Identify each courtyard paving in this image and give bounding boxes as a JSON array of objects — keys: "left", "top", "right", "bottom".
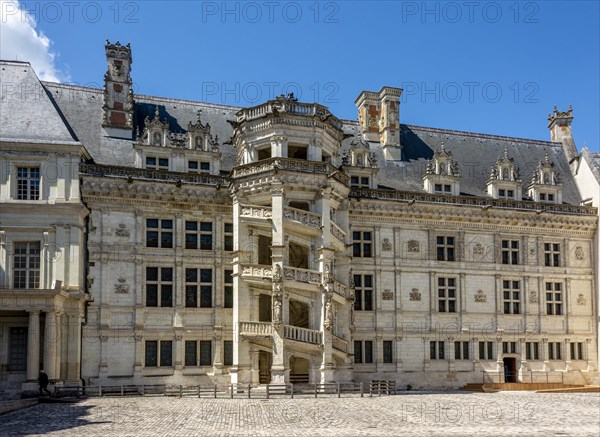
[{"left": 0, "top": 391, "right": 598, "bottom": 436}]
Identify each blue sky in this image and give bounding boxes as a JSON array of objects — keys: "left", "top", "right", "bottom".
[{"left": 2, "top": 1, "right": 599, "bottom": 151}]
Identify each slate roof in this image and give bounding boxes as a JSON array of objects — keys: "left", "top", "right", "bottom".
[
  {"left": 0, "top": 61, "right": 79, "bottom": 145},
  {"left": 37, "top": 77, "right": 582, "bottom": 205},
  {"left": 581, "top": 147, "right": 600, "bottom": 185}
]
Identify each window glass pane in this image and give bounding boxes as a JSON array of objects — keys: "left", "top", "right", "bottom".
[
  {"left": 200, "top": 341, "right": 212, "bottom": 366},
  {"left": 185, "top": 341, "right": 197, "bottom": 366},
  {"left": 145, "top": 341, "right": 157, "bottom": 367},
  {"left": 160, "top": 341, "right": 172, "bottom": 366}
]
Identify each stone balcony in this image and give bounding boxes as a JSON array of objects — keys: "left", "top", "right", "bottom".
[
  {"left": 332, "top": 335, "right": 349, "bottom": 354},
  {"left": 239, "top": 322, "right": 323, "bottom": 347}
]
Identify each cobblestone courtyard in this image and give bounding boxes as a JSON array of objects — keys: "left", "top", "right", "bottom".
[{"left": 1, "top": 391, "right": 599, "bottom": 436}]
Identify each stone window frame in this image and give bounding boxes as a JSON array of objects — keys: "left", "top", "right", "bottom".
[
  {"left": 187, "top": 160, "right": 210, "bottom": 173},
  {"left": 145, "top": 155, "right": 169, "bottom": 171},
  {"left": 434, "top": 183, "right": 452, "bottom": 194},
  {"left": 223, "top": 222, "right": 234, "bottom": 251},
  {"left": 184, "top": 220, "right": 213, "bottom": 250},
  {"left": 525, "top": 342, "right": 540, "bottom": 360},
  {"left": 350, "top": 175, "right": 370, "bottom": 188},
  {"left": 498, "top": 188, "right": 515, "bottom": 199},
  {"left": 354, "top": 340, "right": 374, "bottom": 364},
  {"left": 478, "top": 341, "right": 494, "bottom": 360},
  {"left": 570, "top": 342, "right": 585, "bottom": 361},
  {"left": 146, "top": 218, "right": 174, "bottom": 249},
  {"left": 501, "top": 239, "right": 520, "bottom": 265},
  {"left": 436, "top": 235, "right": 456, "bottom": 262},
  {"left": 382, "top": 340, "right": 393, "bottom": 364},
  {"left": 352, "top": 229, "right": 373, "bottom": 258},
  {"left": 430, "top": 341, "right": 445, "bottom": 360},
  {"left": 545, "top": 281, "right": 563, "bottom": 315},
  {"left": 454, "top": 341, "right": 470, "bottom": 360},
  {"left": 502, "top": 279, "right": 521, "bottom": 314},
  {"left": 437, "top": 276, "right": 457, "bottom": 313},
  {"left": 223, "top": 340, "right": 233, "bottom": 366},
  {"left": 223, "top": 269, "right": 233, "bottom": 309},
  {"left": 145, "top": 266, "right": 174, "bottom": 307},
  {"left": 9, "top": 158, "right": 48, "bottom": 201},
  {"left": 145, "top": 340, "right": 173, "bottom": 367},
  {"left": 184, "top": 340, "right": 213, "bottom": 367},
  {"left": 12, "top": 241, "right": 41, "bottom": 289},
  {"left": 15, "top": 166, "right": 41, "bottom": 200},
  {"left": 502, "top": 341, "right": 518, "bottom": 354},
  {"left": 547, "top": 342, "right": 562, "bottom": 360},
  {"left": 185, "top": 267, "right": 213, "bottom": 308},
  {"left": 543, "top": 242, "right": 562, "bottom": 267}
]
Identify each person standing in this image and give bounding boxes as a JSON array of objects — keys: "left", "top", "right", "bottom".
[{"left": 38, "top": 370, "right": 51, "bottom": 397}]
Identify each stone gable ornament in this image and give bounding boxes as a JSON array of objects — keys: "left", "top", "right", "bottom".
[
  {"left": 382, "top": 238, "right": 392, "bottom": 251},
  {"left": 474, "top": 290, "right": 486, "bottom": 303},
  {"left": 409, "top": 289, "right": 421, "bottom": 301}
]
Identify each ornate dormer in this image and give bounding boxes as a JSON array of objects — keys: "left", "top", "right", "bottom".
[
  {"left": 548, "top": 105, "right": 577, "bottom": 163},
  {"left": 486, "top": 147, "right": 522, "bottom": 200},
  {"left": 134, "top": 106, "right": 221, "bottom": 175},
  {"left": 423, "top": 144, "right": 461, "bottom": 195},
  {"left": 188, "top": 110, "right": 218, "bottom": 151},
  {"left": 342, "top": 135, "right": 379, "bottom": 188},
  {"left": 102, "top": 40, "right": 134, "bottom": 138},
  {"left": 528, "top": 152, "right": 562, "bottom": 203}
]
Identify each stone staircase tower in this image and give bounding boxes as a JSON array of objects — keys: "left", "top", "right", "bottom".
[{"left": 229, "top": 95, "right": 353, "bottom": 385}]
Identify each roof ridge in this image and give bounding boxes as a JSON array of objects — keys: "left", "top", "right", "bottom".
[{"left": 0, "top": 60, "right": 32, "bottom": 66}]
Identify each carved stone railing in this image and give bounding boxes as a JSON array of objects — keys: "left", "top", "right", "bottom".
[
  {"left": 240, "top": 205, "right": 273, "bottom": 220},
  {"left": 240, "top": 264, "right": 273, "bottom": 281},
  {"left": 330, "top": 222, "right": 346, "bottom": 244},
  {"left": 80, "top": 163, "right": 226, "bottom": 186},
  {"left": 284, "top": 325, "right": 322, "bottom": 345},
  {"left": 237, "top": 100, "right": 344, "bottom": 131},
  {"left": 332, "top": 279, "right": 348, "bottom": 299},
  {"left": 232, "top": 158, "right": 349, "bottom": 186},
  {"left": 283, "top": 207, "right": 321, "bottom": 229},
  {"left": 283, "top": 266, "right": 321, "bottom": 285},
  {"left": 239, "top": 322, "right": 273, "bottom": 337},
  {"left": 349, "top": 188, "right": 598, "bottom": 216},
  {"left": 332, "top": 335, "right": 349, "bottom": 353}
]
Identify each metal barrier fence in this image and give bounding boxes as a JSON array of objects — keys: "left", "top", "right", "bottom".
[{"left": 53, "top": 381, "right": 396, "bottom": 399}]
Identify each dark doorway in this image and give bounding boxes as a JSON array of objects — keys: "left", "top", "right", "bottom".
[
  {"left": 259, "top": 351, "right": 272, "bottom": 384},
  {"left": 503, "top": 357, "right": 517, "bottom": 383}
]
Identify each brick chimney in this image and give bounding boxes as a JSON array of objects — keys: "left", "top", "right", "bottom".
[
  {"left": 548, "top": 105, "right": 577, "bottom": 163},
  {"left": 103, "top": 40, "right": 134, "bottom": 138}
]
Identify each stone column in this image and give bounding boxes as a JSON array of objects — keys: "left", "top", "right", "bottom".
[
  {"left": 26, "top": 311, "right": 40, "bottom": 381},
  {"left": 212, "top": 330, "right": 223, "bottom": 375},
  {"left": 55, "top": 312, "right": 63, "bottom": 381},
  {"left": 43, "top": 311, "right": 57, "bottom": 380},
  {"left": 564, "top": 338, "right": 572, "bottom": 371},
  {"left": 66, "top": 314, "right": 83, "bottom": 382}
]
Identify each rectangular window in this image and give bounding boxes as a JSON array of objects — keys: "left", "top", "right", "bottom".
[
  {"left": 16, "top": 167, "right": 40, "bottom": 200},
  {"left": 146, "top": 219, "right": 173, "bottom": 248},
  {"left": 353, "top": 274, "right": 373, "bottom": 311},
  {"left": 350, "top": 176, "right": 370, "bottom": 188},
  {"left": 200, "top": 340, "right": 212, "bottom": 366},
  {"left": 501, "top": 240, "right": 519, "bottom": 265},
  {"left": 185, "top": 221, "right": 213, "bottom": 250},
  {"left": 570, "top": 342, "right": 584, "bottom": 360},
  {"left": 188, "top": 161, "right": 199, "bottom": 172},
  {"left": 502, "top": 341, "right": 517, "bottom": 354},
  {"left": 13, "top": 242, "right": 41, "bottom": 289},
  {"left": 224, "top": 223, "right": 234, "bottom": 251},
  {"left": 383, "top": 340, "right": 393, "bottom": 363},
  {"left": 546, "top": 282, "right": 563, "bottom": 315},
  {"left": 352, "top": 231, "right": 372, "bottom": 258},
  {"left": 526, "top": 342, "right": 540, "bottom": 360},
  {"left": 454, "top": 341, "right": 469, "bottom": 360},
  {"left": 145, "top": 341, "right": 158, "bottom": 367},
  {"left": 8, "top": 327, "right": 27, "bottom": 371},
  {"left": 544, "top": 243, "right": 561, "bottom": 267},
  {"left": 185, "top": 341, "right": 197, "bottom": 366},
  {"left": 354, "top": 341, "right": 373, "bottom": 363},
  {"left": 430, "top": 341, "right": 445, "bottom": 360},
  {"left": 186, "top": 268, "right": 213, "bottom": 308},
  {"left": 224, "top": 341, "right": 233, "bottom": 366},
  {"left": 160, "top": 341, "right": 172, "bottom": 367},
  {"left": 436, "top": 236, "right": 455, "bottom": 261},
  {"left": 437, "top": 277, "right": 457, "bottom": 313},
  {"left": 146, "top": 156, "right": 168, "bottom": 170},
  {"left": 224, "top": 270, "right": 233, "bottom": 309},
  {"left": 479, "top": 342, "right": 494, "bottom": 360},
  {"left": 548, "top": 342, "right": 562, "bottom": 360},
  {"left": 503, "top": 280, "right": 521, "bottom": 314},
  {"left": 146, "top": 267, "right": 173, "bottom": 307}
]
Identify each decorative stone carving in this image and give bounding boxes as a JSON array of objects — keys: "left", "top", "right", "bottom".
[
  {"left": 382, "top": 289, "right": 394, "bottom": 300},
  {"left": 407, "top": 240, "right": 420, "bottom": 253},
  {"left": 409, "top": 288, "right": 421, "bottom": 301},
  {"left": 529, "top": 291, "right": 538, "bottom": 304},
  {"left": 115, "top": 224, "right": 130, "bottom": 237},
  {"left": 323, "top": 265, "right": 334, "bottom": 284},
  {"left": 382, "top": 238, "right": 392, "bottom": 251},
  {"left": 474, "top": 290, "right": 487, "bottom": 303},
  {"left": 575, "top": 246, "right": 584, "bottom": 261},
  {"left": 324, "top": 299, "right": 333, "bottom": 330},
  {"left": 114, "top": 278, "right": 129, "bottom": 294},
  {"left": 473, "top": 243, "right": 484, "bottom": 258},
  {"left": 577, "top": 294, "right": 587, "bottom": 305}
]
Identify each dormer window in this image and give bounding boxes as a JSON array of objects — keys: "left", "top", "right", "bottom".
[
  {"left": 351, "top": 176, "right": 370, "bottom": 188},
  {"left": 498, "top": 189, "right": 515, "bottom": 199},
  {"left": 146, "top": 156, "right": 169, "bottom": 171},
  {"left": 423, "top": 144, "right": 460, "bottom": 195},
  {"left": 188, "top": 161, "right": 210, "bottom": 173},
  {"left": 528, "top": 152, "right": 562, "bottom": 204},
  {"left": 487, "top": 147, "right": 522, "bottom": 200},
  {"left": 16, "top": 167, "right": 40, "bottom": 200},
  {"left": 434, "top": 184, "right": 452, "bottom": 194}
]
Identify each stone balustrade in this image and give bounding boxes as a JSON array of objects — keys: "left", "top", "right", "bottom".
[
  {"left": 239, "top": 322, "right": 273, "bottom": 337},
  {"left": 283, "top": 266, "right": 321, "bottom": 284},
  {"left": 332, "top": 335, "right": 349, "bottom": 353},
  {"left": 332, "top": 279, "right": 348, "bottom": 299},
  {"left": 284, "top": 325, "right": 323, "bottom": 345},
  {"left": 330, "top": 222, "right": 346, "bottom": 244},
  {"left": 283, "top": 207, "right": 321, "bottom": 229},
  {"left": 232, "top": 158, "right": 349, "bottom": 185},
  {"left": 240, "top": 205, "right": 273, "bottom": 219},
  {"left": 240, "top": 264, "right": 273, "bottom": 280}
]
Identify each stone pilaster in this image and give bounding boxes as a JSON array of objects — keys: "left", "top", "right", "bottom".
[{"left": 26, "top": 311, "right": 40, "bottom": 381}]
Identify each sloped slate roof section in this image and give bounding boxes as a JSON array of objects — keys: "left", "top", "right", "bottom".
[
  {"left": 41, "top": 81, "right": 580, "bottom": 205},
  {"left": 0, "top": 61, "right": 78, "bottom": 144}
]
